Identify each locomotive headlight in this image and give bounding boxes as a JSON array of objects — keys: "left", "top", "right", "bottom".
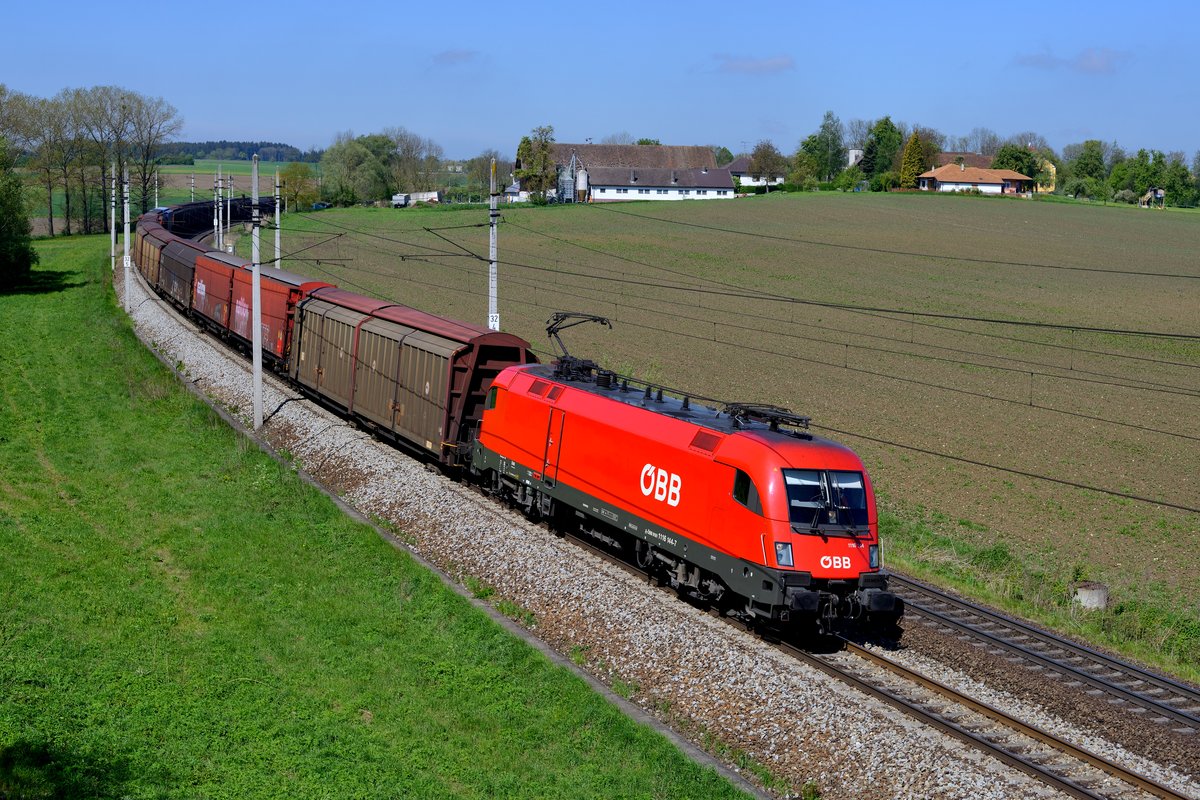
[
  {"left": 869, "top": 544, "right": 880, "bottom": 569},
  {"left": 774, "top": 542, "right": 794, "bottom": 567}
]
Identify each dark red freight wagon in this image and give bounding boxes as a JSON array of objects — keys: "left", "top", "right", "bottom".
[
  {"left": 289, "top": 287, "right": 536, "bottom": 464},
  {"left": 192, "top": 252, "right": 239, "bottom": 333},
  {"left": 228, "top": 265, "right": 329, "bottom": 368}
]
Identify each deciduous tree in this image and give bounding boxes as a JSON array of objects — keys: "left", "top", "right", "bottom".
[
  {"left": 0, "top": 137, "right": 38, "bottom": 290},
  {"left": 749, "top": 140, "right": 786, "bottom": 192},
  {"left": 799, "top": 110, "right": 846, "bottom": 182},
  {"left": 515, "top": 125, "right": 557, "bottom": 196},
  {"left": 990, "top": 143, "right": 1039, "bottom": 178},
  {"left": 1068, "top": 140, "right": 1106, "bottom": 182},
  {"left": 280, "top": 162, "right": 317, "bottom": 211}
]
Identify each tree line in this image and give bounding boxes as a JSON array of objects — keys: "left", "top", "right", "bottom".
[
  {"left": 0, "top": 84, "right": 183, "bottom": 236},
  {"left": 317, "top": 128, "right": 515, "bottom": 206},
  {"left": 158, "top": 140, "right": 323, "bottom": 164},
  {"left": 742, "top": 111, "right": 1200, "bottom": 206}
]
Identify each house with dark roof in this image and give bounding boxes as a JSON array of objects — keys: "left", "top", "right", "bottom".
[
  {"left": 918, "top": 163, "right": 1033, "bottom": 194},
  {"left": 588, "top": 167, "right": 735, "bottom": 202},
  {"left": 517, "top": 142, "right": 734, "bottom": 202},
  {"left": 725, "top": 156, "right": 785, "bottom": 188}
]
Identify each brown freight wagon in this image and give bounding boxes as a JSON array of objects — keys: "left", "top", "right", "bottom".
[
  {"left": 158, "top": 238, "right": 207, "bottom": 311},
  {"left": 289, "top": 287, "right": 537, "bottom": 465},
  {"left": 133, "top": 218, "right": 170, "bottom": 287}
]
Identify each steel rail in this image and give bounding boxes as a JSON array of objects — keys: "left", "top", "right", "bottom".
[
  {"left": 890, "top": 574, "right": 1200, "bottom": 732},
  {"left": 821, "top": 639, "right": 1188, "bottom": 800}
]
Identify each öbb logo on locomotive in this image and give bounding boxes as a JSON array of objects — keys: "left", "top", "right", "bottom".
[
  {"left": 640, "top": 464, "right": 682, "bottom": 507},
  {"left": 820, "top": 555, "right": 853, "bottom": 570}
]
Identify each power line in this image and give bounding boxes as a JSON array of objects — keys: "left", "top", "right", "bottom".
[{"left": 283, "top": 222, "right": 1198, "bottom": 511}]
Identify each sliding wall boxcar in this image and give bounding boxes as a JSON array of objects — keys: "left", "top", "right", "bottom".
[
  {"left": 192, "top": 252, "right": 238, "bottom": 331},
  {"left": 158, "top": 239, "right": 205, "bottom": 310}
]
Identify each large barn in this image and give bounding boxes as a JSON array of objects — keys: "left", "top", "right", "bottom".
[{"left": 517, "top": 142, "right": 733, "bottom": 202}]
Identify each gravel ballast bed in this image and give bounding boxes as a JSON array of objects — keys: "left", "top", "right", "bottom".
[{"left": 118, "top": 269, "right": 1192, "bottom": 799}]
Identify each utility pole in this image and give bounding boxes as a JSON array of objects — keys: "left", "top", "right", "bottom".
[
  {"left": 110, "top": 165, "right": 116, "bottom": 273},
  {"left": 213, "top": 173, "right": 219, "bottom": 244},
  {"left": 274, "top": 168, "right": 281, "bottom": 268},
  {"left": 251, "top": 155, "right": 263, "bottom": 430},
  {"left": 227, "top": 174, "right": 234, "bottom": 249},
  {"left": 122, "top": 168, "right": 130, "bottom": 313},
  {"left": 154, "top": 168, "right": 159, "bottom": 207},
  {"left": 487, "top": 158, "right": 499, "bottom": 331},
  {"left": 217, "top": 167, "right": 224, "bottom": 250},
  {"left": 190, "top": 172, "right": 195, "bottom": 202}
]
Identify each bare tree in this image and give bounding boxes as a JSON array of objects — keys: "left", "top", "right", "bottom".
[
  {"left": 384, "top": 126, "right": 443, "bottom": 192},
  {"left": 128, "top": 93, "right": 182, "bottom": 213},
  {"left": 76, "top": 86, "right": 136, "bottom": 233},
  {"left": 600, "top": 131, "right": 634, "bottom": 145},
  {"left": 845, "top": 118, "right": 872, "bottom": 150}
]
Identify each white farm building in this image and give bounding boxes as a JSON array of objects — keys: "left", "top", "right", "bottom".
[{"left": 588, "top": 167, "right": 735, "bottom": 201}]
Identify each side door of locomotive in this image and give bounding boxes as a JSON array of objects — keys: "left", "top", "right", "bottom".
[{"left": 542, "top": 407, "right": 565, "bottom": 487}]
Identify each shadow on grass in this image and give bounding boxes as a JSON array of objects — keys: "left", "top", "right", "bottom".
[
  {"left": 0, "top": 738, "right": 130, "bottom": 799},
  {"left": 0, "top": 271, "right": 86, "bottom": 297}
]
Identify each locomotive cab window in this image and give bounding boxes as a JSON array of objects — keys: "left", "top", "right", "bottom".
[
  {"left": 732, "top": 469, "right": 763, "bottom": 515},
  {"left": 784, "top": 469, "right": 868, "bottom": 532}
]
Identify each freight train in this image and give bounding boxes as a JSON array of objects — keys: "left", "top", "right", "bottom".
[{"left": 133, "top": 201, "right": 902, "bottom": 636}]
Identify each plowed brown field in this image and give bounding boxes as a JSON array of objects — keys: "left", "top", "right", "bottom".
[{"left": 258, "top": 191, "right": 1200, "bottom": 672}]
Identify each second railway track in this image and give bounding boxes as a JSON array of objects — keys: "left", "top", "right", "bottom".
[{"left": 889, "top": 574, "right": 1200, "bottom": 736}]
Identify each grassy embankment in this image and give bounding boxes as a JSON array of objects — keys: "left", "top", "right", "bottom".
[
  {"left": 0, "top": 236, "right": 753, "bottom": 799},
  {"left": 266, "top": 195, "right": 1200, "bottom": 682}
]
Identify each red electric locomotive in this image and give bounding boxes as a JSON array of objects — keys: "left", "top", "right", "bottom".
[{"left": 473, "top": 319, "right": 902, "bottom": 635}]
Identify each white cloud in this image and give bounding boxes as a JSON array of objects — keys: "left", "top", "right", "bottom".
[{"left": 1015, "top": 47, "right": 1131, "bottom": 75}]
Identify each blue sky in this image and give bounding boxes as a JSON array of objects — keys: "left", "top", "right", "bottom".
[{"left": 5, "top": 0, "right": 1197, "bottom": 160}]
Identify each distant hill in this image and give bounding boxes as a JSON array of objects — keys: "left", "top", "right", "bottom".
[{"left": 158, "top": 141, "right": 323, "bottom": 164}]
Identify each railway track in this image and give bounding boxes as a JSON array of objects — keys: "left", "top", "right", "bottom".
[
  {"left": 556, "top": 526, "right": 1192, "bottom": 799},
  {"left": 788, "top": 640, "right": 1188, "bottom": 800},
  {"left": 889, "top": 574, "right": 1200, "bottom": 737}
]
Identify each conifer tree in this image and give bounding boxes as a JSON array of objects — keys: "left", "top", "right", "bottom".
[{"left": 899, "top": 132, "right": 924, "bottom": 189}]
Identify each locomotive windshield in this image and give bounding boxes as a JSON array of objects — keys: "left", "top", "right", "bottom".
[{"left": 783, "top": 470, "right": 868, "bottom": 533}]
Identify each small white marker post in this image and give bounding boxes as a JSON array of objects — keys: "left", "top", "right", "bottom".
[
  {"left": 190, "top": 172, "right": 195, "bottom": 202},
  {"left": 251, "top": 155, "right": 263, "bottom": 430},
  {"left": 122, "top": 168, "right": 130, "bottom": 312},
  {"left": 487, "top": 158, "right": 500, "bottom": 331},
  {"left": 154, "top": 168, "right": 159, "bottom": 208}
]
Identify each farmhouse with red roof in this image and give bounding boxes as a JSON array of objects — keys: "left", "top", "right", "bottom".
[{"left": 918, "top": 163, "right": 1033, "bottom": 194}]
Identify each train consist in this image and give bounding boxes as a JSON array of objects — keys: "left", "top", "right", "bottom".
[{"left": 133, "top": 204, "right": 902, "bottom": 636}]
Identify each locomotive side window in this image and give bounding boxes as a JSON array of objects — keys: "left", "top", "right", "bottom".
[
  {"left": 485, "top": 386, "right": 498, "bottom": 410},
  {"left": 784, "top": 470, "right": 868, "bottom": 530},
  {"left": 732, "top": 469, "right": 763, "bottom": 515}
]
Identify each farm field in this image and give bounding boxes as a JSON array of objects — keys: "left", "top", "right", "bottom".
[
  {"left": 256, "top": 192, "right": 1200, "bottom": 678},
  {"left": 0, "top": 237, "right": 751, "bottom": 799}
]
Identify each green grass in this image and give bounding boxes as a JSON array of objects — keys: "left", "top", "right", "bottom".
[{"left": 0, "top": 236, "right": 750, "bottom": 800}]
